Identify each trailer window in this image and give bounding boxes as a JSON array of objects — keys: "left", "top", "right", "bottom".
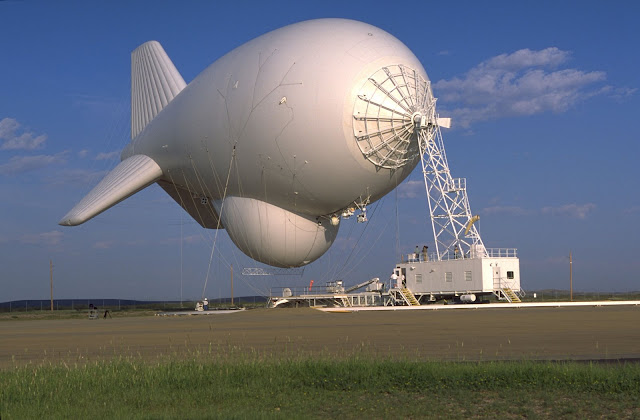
[
  {"left": 465, "top": 271, "right": 472, "bottom": 281},
  {"left": 415, "top": 273, "right": 422, "bottom": 284},
  {"left": 445, "top": 272, "right": 452, "bottom": 282},
  {"left": 507, "top": 271, "right": 514, "bottom": 279}
]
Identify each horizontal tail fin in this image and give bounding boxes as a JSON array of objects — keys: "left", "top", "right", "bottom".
[
  {"left": 58, "top": 155, "right": 162, "bottom": 226},
  {"left": 131, "top": 41, "right": 186, "bottom": 139}
]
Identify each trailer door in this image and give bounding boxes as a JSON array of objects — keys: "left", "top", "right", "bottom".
[{"left": 493, "top": 265, "right": 502, "bottom": 289}]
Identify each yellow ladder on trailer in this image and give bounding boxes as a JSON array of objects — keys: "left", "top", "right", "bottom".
[
  {"left": 400, "top": 288, "right": 420, "bottom": 306},
  {"left": 502, "top": 287, "right": 521, "bottom": 303}
]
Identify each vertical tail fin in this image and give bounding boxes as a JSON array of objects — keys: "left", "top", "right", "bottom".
[{"left": 131, "top": 41, "right": 186, "bottom": 139}]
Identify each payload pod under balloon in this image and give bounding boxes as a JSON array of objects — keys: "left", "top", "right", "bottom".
[{"left": 60, "top": 18, "right": 439, "bottom": 267}]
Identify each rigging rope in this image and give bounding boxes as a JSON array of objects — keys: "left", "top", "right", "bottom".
[
  {"left": 200, "top": 147, "right": 236, "bottom": 299},
  {"left": 337, "top": 199, "right": 393, "bottom": 281},
  {"left": 323, "top": 198, "right": 383, "bottom": 283}
]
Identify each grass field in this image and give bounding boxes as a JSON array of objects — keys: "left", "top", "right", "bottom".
[
  {"left": 1, "top": 357, "right": 639, "bottom": 419},
  {"left": 0, "top": 309, "right": 160, "bottom": 322},
  {"left": 1, "top": 306, "right": 639, "bottom": 418}
]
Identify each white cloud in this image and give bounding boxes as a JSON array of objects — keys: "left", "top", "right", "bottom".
[
  {"left": 0, "top": 152, "right": 67, "bottom": 175},
  {"left": 77, "top": 149, "right": 90, "bottom": 158},
  {"left": 541, "top": 203, "right": 595, "bottom": 219},
  {"left": 482, "top": 47, "right": 569, "bottom": 71},
  {"left": 433, "top": 48, "right": 609, "bottom": 127},
  {"left": 397, "top": 180, "right": 425, "bottom": 199},
  {"left": 480, "top": 203, "right": 595, "bottom": 219},
  {"left": 623, "top": 206, "right": 640, "bottom": 214},
  {"left": 95, "top": 151, "right": 119, "bottom": 160},
  {"left": 0, "top": 118, "right": 47, "bottom": 150},
  {"left": 93, "top": 241, "right": 115, "bottom": 249},
  {"left": 160, "top": 235, "right": 205, "bottom": 245},
  {"left": 183, "top": 234, "right": 204, "bottom": 244},
  {"left": 0, "top": 118, "right": 19, "bottom": 138},
  {"left": 20, "top": 230, "right": 63, "bottom": 246},
  {"left": 609, "top": 86, "right": 638, "bottom": 100},
  {"left": 48, "top": 168, "right": 109, "bottom": 186},
  {"left": 543, "top": 255, "right": 571, "bottom": 265},
  {"left": 482, "top": 205, "right": 531, "bottom": 216}
]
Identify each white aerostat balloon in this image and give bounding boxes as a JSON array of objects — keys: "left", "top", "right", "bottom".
[{"left": 60, "top": 19, "right": 436, "bottom": 268}]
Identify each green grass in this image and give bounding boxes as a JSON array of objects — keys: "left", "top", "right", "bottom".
[
  {"left": 0, "top": 309, "right": 160, "bottom": 322},
  {"left": 519, "top": 290, "right": 640, "bottom": 302},
  {"left": 0, "top": 301, "right": 265, "bottom": 321},
  {"left": 2, "top": 358, "right": 639, "bottom": 419}
]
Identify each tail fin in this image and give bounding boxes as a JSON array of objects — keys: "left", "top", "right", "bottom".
[
  {"left": 131, "top": 41, "right": 186, "bottom": 139},
  {"left": 58, "top": 155, "right": 162, "bottom": 226}
]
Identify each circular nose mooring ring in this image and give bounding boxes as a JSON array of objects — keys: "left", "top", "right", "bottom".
[{"left": 353, "top": 64, "right": 435, "bottom": 169}]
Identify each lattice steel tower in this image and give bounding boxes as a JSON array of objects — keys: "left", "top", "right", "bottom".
[{"left": 417, "top": 110, "right": 486, "bottom": 261}]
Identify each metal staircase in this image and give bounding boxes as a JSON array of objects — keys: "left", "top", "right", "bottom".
[
  {"left": 500, "top": 287, "right": 521, "bottom": 303},
  {"left": 340, "top": 296, "right": 353, "bottom": 307},
  {"left": 400, "top": 288, "right": 420, "bottom": 306}
]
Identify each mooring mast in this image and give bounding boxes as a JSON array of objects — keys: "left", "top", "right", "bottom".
[
  {"left": 418, "top": 116, "right": 485, "bottom": 261},
  {"left": 386, "top": 74, "right": 521, "bottom": 305}
]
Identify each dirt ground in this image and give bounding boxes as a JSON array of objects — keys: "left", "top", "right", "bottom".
[{"left": 1, "top": 306, "right": 639, "bottom": 367}]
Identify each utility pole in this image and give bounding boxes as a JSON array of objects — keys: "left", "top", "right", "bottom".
[
  {"left": 180, "top": 213, "right": 183, "bottom": 308},
  {"left": 231, "top": 264, "right": 234, "bottom": 306},
  {"left": 569, "top": 251, "right": 573, "bottom": 302},
  {"left": 50, "top": 259, "right": 54, "bottom": 311}
]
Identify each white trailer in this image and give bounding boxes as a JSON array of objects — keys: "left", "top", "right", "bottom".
[{"left": 393, "top": 248, "right": 521, "bottom": 304}]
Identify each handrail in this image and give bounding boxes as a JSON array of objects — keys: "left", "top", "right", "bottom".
[
  {"left": 485, "top": 248, "right": 518, "bottom": 258},
  {"left": 402, "top": 247, "right": 517, "bottom": 262}
]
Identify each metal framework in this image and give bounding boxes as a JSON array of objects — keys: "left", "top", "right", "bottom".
[
  {"left": 352, "top": 64, "right": 428, "bottom": 170},
  {"left": 418, "top": 117, "right": 486, "bottom": 261}
]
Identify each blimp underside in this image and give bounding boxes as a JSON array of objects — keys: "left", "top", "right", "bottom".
[{"left": 59, "top": 19, "right": 434, "bottom": 268}]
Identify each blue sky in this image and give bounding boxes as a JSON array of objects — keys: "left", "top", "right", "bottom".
[{"left": 1, "top": 1, "right": 638, "bottom": 300}]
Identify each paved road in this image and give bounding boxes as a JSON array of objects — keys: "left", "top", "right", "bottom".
[{"left": 1, "top": 306, "right": 639, "bottom": 367}]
